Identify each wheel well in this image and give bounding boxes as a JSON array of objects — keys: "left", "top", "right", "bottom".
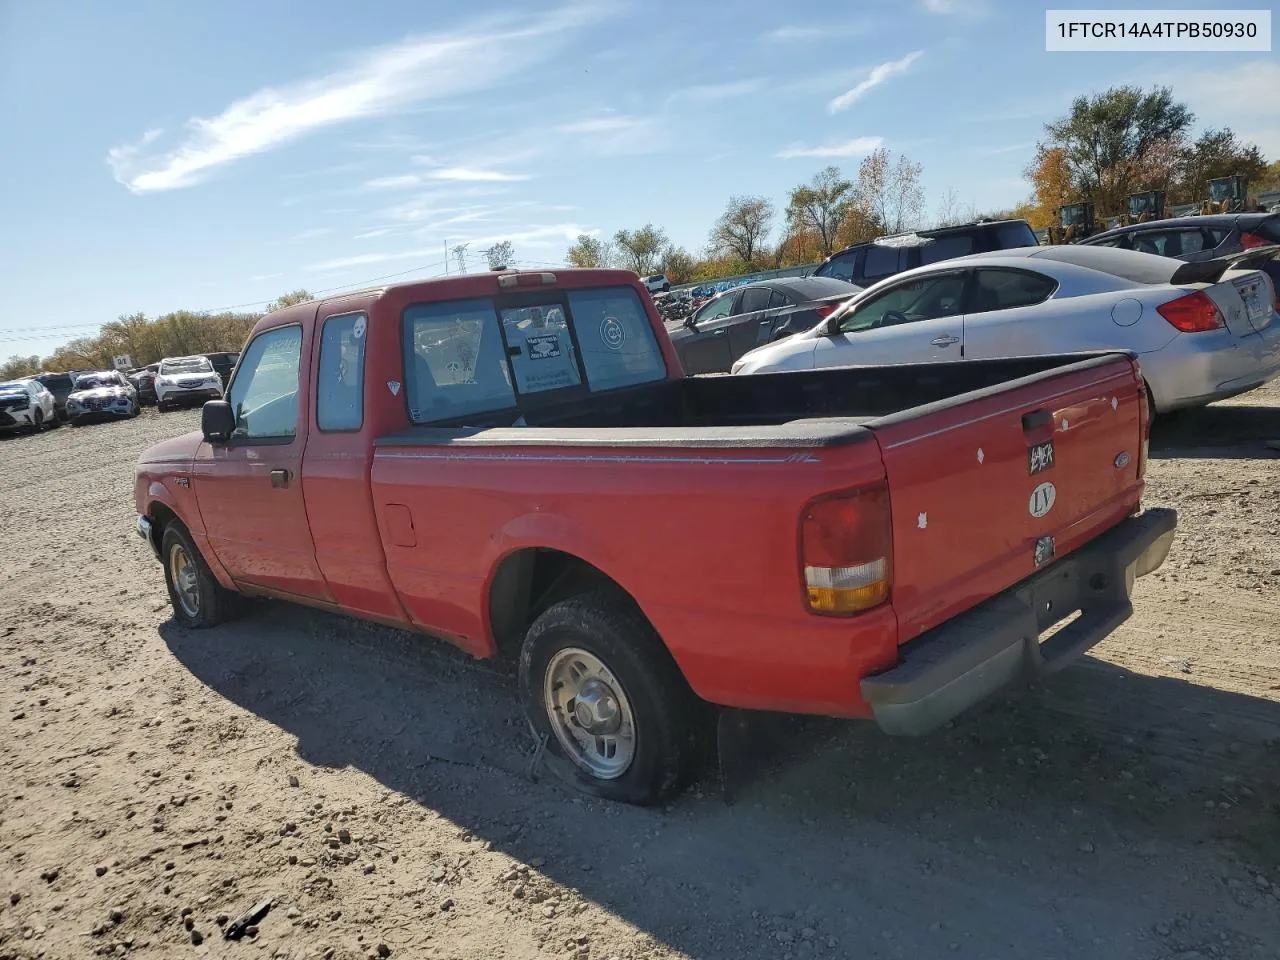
[
  {"left": 148, "top": 502, "right": 180, "bottom": 543},
  {"left": 488, "top": 549, "right": 633, "bottom": 660}
]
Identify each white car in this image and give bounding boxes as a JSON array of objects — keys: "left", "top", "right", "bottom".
[
  {"left": 65, "top": 370, "right": 139, "bottom": 425},
  {"left": 0, "top": 378, "right": 58, "bottom": 434},
  {"left": 731, "top": 245, "right": 1280, "bottom": 414},
  {"left": 155, "top": 355, "right": 225, "bottom": 412}
]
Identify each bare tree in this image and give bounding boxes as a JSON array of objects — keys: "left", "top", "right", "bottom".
[
  {"left": 708, "top": 195, "right": 775, "bottom": 265},
  {"left": 784, "top": 167, "right": 854, "bottom": 257},
  {"left": 484, "top": 240, "right": 515, "bottom": 270},
  {"left": 565, "top": 234, "right": 613, "bottom": 268},
  {"left": 451, "top": 243, "right": 470, "bottom": 274},
  {"left": 613, "top": 224, "right": 669, "bottom": 275},
  {"left": 853, "top": 147, "right": 925, "bottom": 235},
  {"left": 933, "top": 188, "right": 963, "bottom": 227}
]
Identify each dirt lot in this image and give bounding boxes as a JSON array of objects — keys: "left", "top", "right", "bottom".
[{"left": 2, "top": 385, "right": 1279, "bottom": 960}]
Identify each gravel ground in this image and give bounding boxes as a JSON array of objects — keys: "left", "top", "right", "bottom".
[{"left": 2, "top": 385, "right": 1279, "bottom": 960}]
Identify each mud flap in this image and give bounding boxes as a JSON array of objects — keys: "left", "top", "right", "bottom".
[{"left": 716, "top": 708, "right": 838, "bottom": 805}]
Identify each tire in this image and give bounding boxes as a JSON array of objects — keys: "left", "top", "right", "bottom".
[
  {"left": 160, "top": 522, "right": 238, "bottom": 628},
  {"left": 518, "top": 591, "right": 703, "bottom": 805},
  {"left": 32, "top": 408, "right": 44, "bottom": 432}
]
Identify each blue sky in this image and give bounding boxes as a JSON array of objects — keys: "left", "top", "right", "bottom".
[{"left": 0, "top": 0, "right": 1275, "bottom": 359}]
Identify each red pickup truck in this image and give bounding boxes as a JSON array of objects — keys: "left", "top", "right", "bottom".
[{"left": 134, "top": 268, "right": 1176, "bottom": 805}]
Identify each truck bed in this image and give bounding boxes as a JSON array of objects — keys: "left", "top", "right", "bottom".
[{"left": 375, "top": 353, "right": 1126, "bottom": 446}]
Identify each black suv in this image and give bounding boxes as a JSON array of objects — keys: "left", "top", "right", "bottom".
[
  {"left": 813, "top": 219, "right": 1040, "bottom": 287},
  {"left": 203, "top": 352, "right": 240, "bottom": 387}
]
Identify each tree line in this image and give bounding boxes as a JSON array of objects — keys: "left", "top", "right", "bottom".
[
  {"left": 571, "top": 85, "right": 1277, "bottom": 281},
  {"left": 5, "top": 84, "right": 1276, "bottom": 379},
  {"left": 566, "top": 146, "right": 932, "bottom": 285},
  {"left": 0, "top": 291, "right": 312, "bottom": 381},
  {"left": 1013, "top": 85, "right": 1278, "bottom": 228}
]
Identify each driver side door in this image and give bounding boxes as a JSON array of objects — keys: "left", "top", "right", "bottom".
[
  {"left": 813, "top": 270, "right": 970, "bottom": 369},
  {"left": 677, "top": 290, "right": 740, "bottom": 374},
  {"left": 192, "top": 324, "right": 332, "bottom": 603}
]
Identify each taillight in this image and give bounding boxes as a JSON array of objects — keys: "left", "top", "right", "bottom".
[
  {"left": 814, "top": 303, "right": 839, "bottom": 321},
  {"left": 1136, "top": 375, "right": 1150, "bottom": 479},
  {"left": 800, "top": 484, "right": 892, "bottom": 615},
  {"left": 1239, "top": 232, "right": 1267, "bottom": 249},
  {"left": 1156, "top": 291, "right": 1224, "bottom": 333}
]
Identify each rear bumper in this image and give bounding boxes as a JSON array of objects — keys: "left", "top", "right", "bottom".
[
  {"left": 861, "top": 507, "right": 1177, "bottom": 736},
  {"left": 1143, "top": 323, "right": 1280, "bottom": 411}
]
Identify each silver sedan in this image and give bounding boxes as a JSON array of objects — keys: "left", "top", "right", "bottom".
[{"left": 731, "top": 245, "right": 1280, "bottom": 414}]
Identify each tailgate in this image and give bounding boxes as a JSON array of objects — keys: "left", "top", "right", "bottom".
[{"left": 867, "top": 355, "right": 1146, "bottom": 644}]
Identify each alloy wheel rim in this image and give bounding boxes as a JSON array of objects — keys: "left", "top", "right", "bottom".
[
  {"left": 543, "top": 647, "right": 636, "bottom": 780},
  {"left": 169, "top": 544, "right": 200, "bottom": 618}
]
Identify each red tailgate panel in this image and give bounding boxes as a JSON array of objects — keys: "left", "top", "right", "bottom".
[{"left": 869, "top": 358, "right": 1146, "bottom": 644}]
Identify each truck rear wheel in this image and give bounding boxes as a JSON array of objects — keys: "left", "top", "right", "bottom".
[
  {"left": 160, "top": 522, "right": 238, "bottom": 628},
  {"left": 518, "top": 592, "right": 702, "bottom": 806}
]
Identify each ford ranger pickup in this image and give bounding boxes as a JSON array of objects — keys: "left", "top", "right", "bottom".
[{"left": 134, "top": 267, "right": 1176, "bottom": 805}]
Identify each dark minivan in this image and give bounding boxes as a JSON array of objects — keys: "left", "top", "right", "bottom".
[
  {"left": 814, "top": 219, "right": 1040, "bottom": 287},
  {"left": 31, "top": 371, "right": 77, "bottom": 421}
]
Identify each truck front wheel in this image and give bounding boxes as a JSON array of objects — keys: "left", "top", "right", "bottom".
[
  {"left": 160, "top": 522, "right": 238, "bottom": 628},
  {"left": 518, "top": 592, "right": 703, "bottom": 806}
]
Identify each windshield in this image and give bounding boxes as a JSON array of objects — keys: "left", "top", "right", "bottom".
[
  {"left": 160, "top": 357, "right": 214, "bottom": 374},
  {"left": 74, "top": 373, "right": 122, "bottom": 390}
]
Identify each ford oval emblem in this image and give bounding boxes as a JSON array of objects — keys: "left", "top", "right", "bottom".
[
  {"left": 1114, "top": 451, "right": 1130, "bottom": 469},
  {"left": 1029, "top": 481, "right": 1057, "bottom": 519}
]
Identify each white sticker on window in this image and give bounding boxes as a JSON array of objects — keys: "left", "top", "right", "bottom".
[
  {"left": 353, "top": 316, "right": 367, "bottom": 339},
  {"left": 387, "top": 380, "right": 401, "bottom": 396},
  {"left": 600, "top": 316, "right": 625, "bottom": 351}
]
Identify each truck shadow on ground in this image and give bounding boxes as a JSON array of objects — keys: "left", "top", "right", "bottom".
[
  {"left": 160, "top": 606, "right": 1280, "bottom": 960},
  {"left": 1150, "top": 403, "right": 1280, "bottom": 459}
]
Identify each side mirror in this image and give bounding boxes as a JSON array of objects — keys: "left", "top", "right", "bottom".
[
  {"left": 201, "top": 400, "right": 235, "bottom": 443},
  {"left": 683, "top": 315, "right": 698, "bottom": 331}
]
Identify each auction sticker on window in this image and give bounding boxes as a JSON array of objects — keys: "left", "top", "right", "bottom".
[
  {"left": 1046, "top": 9, "right": 1271, "bottom": 51},
  {"left": 526, "top": 335, "right": 562, "bottom": 360}
]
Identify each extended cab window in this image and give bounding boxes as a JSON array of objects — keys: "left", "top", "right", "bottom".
[
  {"left": 317, "top": 313, "right": 367, "bottom": 431},
  {"left": 567, "top": 287, "right": 666, "bottom": 391},
  {"left": 403, "top": 285, "right": 666, "bottom": 424},
  {"left": 839, "top": 272, "right": 967, "bottom": 333},
  {"left": 228, "top": 325, "right": 302, "bottom": 441}
]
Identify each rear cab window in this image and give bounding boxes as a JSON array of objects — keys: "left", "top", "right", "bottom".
[{"left": 402, "top": 284, "right": 667, "bottom": 424}]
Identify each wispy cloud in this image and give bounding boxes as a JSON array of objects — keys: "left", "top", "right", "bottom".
[
  {"left": 777, "top": 136, "right": 884, "bottom": 159},
  {"left": 287, "top": 227, "right": 335, "bottom": 241},
  {"left": 828, "top": 51, "right": 923, "bottom": 113},
  {"left": 363, "top": 175, "right": 423, "bottom": 191},
  {"left": 667, "top": 80, "right": 760, "bottom": 104},
  {"left": 1150, "top": 59, "right": 1280, "bottom": 156},
  {"left": 428, "top": 167, "right": 532, "bottom": 182},
  {"left": 106, "top": 6, "right": 609, "bottom": 193},
  {"left": 921, "top": 0, "right": 984, "bottom": 13},
  {"left": 557, "top": 114, "right": 661, "bottom": 155},
  {"left": 763, "top": 23, "right": 873, "bottom": 42}
]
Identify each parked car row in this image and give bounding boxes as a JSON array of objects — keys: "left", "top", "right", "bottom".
[{"left": 6, "top": 351, "right": 239, "bottom": 440}]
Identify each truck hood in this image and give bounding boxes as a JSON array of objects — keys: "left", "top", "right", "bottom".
[{"left": 138, "top": 430, "right": 203, "bottom": 467}]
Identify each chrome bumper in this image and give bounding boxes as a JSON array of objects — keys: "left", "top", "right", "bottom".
[{"left": 136, "top": 514, "right": 160, "bottom": 559}]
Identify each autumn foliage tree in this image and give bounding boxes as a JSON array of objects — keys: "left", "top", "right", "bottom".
[
  {"left": 708, "top": 195, "right": 775, "bottom": 266},
  {"left": 1020, "top": 146, "right": 1077, "bottom": 228},
  {"left": 784, "top": 166, "right": 854, "bottom": 258}
]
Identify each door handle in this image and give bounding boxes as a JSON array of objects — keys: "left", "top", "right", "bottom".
[
  {"left": 930, "top": 335, "right": 960, "bottom": 347},
  {"left": 269, "top": 468, "right": 291, "bottom": 489},
  {"left": 713, "top": 329, "right": 728, "bottom": 336}
]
